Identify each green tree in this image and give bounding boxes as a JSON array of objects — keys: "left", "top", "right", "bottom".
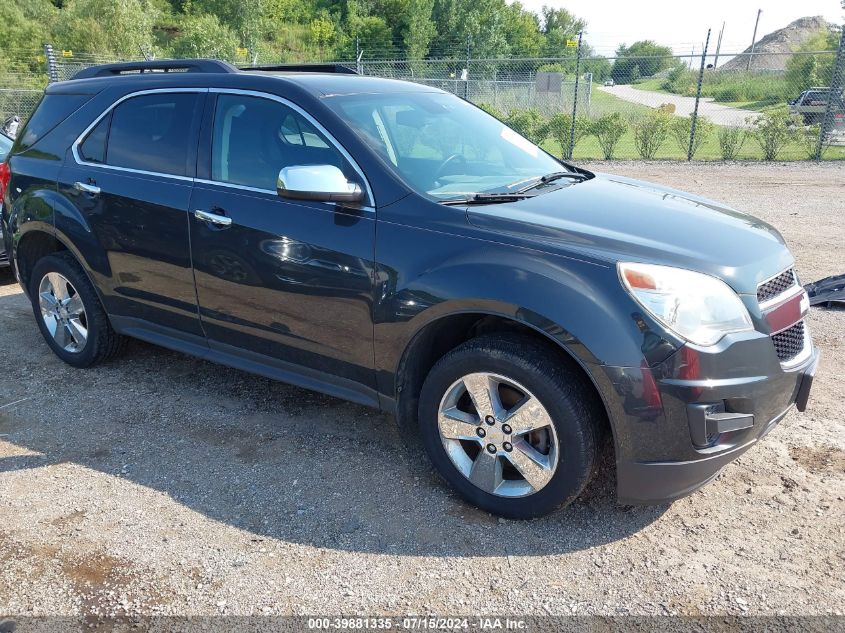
[
  {"left": 611, "top": 40, "right": 674, "bottom": 84},
  {"left": 0, "top": 1, "right": 56, "bottom": 55},
  {"left": 582, "top": 55, "right": 611, "bottom": 82},
  {"left": 309, "top": 10, "right": 337, "bottom": 52},
  {"left": 541, "top": 6, "right": 584, "bottom": 58},
  {"left": 347, "top": 13, "right": 396, "bottom": 58},
  {"left": 186, "top": 0, "right": 265, "bottom": 51},
  {"left": 430, "top": 0, "right": 510, "bottom": 60},
  {"left": 501, "top": 2, "right": 543, "bottom": 58},
  {"left": 785, "top": 29, "right": 840, "bottom": 94},
  {"left": 402, "top": 0, "right": 436, "bottom": 59},
  {"left": 171, "top": 13, "right": 239, "bottom": 59},
  {"left": 56, "top": 0, "right": 158, "bottom": 57}
]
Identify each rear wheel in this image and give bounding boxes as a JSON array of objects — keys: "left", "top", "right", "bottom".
[
  {"left": 418, "top": 335, "right": 601, "bottom": 518},
  {"left": 29, "top": 253, "right": 125, "bottom": 367}
]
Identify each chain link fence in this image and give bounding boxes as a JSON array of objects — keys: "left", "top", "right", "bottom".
[{"left": 1, "top": 33, "right": 843, "bottom": 162}]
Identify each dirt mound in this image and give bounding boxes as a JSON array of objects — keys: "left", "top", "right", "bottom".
[{"left": 719, "top": 16, "right": 834, "bottom": 72}]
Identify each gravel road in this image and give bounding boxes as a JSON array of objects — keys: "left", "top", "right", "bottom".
[
  {"left": 598, "top": 84, "right": 754, "bottom": 127},
  {"left": 0, "top": 162, "right": 843, "bottom": 624}
]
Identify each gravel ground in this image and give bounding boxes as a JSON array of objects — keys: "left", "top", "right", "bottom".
[{"left": 0, "top": 162, "right": 843, "bottom": 623}]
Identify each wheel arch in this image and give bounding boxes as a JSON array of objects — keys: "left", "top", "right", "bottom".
[{"left": 392, "top": 306, "right": 615, "bottom": 453}]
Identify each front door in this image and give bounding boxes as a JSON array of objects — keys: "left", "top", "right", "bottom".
[
  {"left": 188, "top": 92, "right": 377, "bottom": 394},
  {"left": 58, "top": 90, "right": 206, "bottom": 336}
]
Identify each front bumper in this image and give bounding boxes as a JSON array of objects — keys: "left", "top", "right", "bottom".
[{"left": 595, "top": 331, "right": 819, "bottom": 505}]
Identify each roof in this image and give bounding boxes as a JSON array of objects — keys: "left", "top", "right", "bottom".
[{"left": 59, "top": 59, "right": 444, "bottom": 98}]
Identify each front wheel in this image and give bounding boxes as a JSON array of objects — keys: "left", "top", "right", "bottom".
[{"left": 418, "top": 335, "right": 602, "bottom": 518}]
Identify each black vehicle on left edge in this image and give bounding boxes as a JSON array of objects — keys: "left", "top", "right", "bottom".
[{"left": 0, "top": 60, "right": 817, "bottom": 518}]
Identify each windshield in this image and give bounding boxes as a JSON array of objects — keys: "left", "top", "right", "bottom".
[
  {"left": 0, "top": 132, "right": 12, "bottom": 162},
  {"left": 324, "top": 91, "right": 564, "bottom": 200}
]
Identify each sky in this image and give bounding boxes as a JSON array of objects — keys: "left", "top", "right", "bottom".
[{"left": 515, "top": 0, "right": 844, "bottom": 57}]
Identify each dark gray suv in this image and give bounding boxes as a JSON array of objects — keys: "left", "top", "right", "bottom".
[{"left": 1, "top": 60, "right": 818, "bottom": 518}]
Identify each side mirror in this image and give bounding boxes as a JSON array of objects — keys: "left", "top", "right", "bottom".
[{"left": 277, "top": 165, "right": 365, "bottom": 204}]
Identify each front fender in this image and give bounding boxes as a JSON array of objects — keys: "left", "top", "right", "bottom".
[{"left": 374, "top": 236, "right": 681, "bottom": 385}]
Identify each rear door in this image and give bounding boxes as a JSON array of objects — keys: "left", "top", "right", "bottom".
[
  {"left": 188, "top": 91, "right": 377, "bottom": 395},
  {"left": 58, "top": 89, "right": 206, "bottom": 336}
]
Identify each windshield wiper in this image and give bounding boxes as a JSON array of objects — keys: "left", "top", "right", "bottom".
[
  {"left": 516, "top": 171, "right": 588, "bottom": 193},
  {"left": 439, "top": 193, "right": 536, "bottom": 206}
]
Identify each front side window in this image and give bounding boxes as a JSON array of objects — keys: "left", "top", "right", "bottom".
[
  {"left": 211, "top": 94, "right": 347, "bottom": 191},
  {"left": 83, "top": 92, "right": 200, "bottom": 176},
  {"left": 324, "top": 91, "right": 563, "bottom": 199}
]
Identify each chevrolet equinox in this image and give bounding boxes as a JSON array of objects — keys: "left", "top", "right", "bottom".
[{"left": 0, "top": 60, "right": 818, "bottom": 518}]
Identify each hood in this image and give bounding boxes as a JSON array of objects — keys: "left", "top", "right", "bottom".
[{"left": 466, "top": 173, "right": 793, "bottom": 294}]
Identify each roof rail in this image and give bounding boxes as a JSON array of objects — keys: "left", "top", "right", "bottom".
[
  {"left": 243, "top": 63, "right": 358, "bottom": 75},
  {"left": 72, "top": 59, "right": 238, "bottom": 80}
]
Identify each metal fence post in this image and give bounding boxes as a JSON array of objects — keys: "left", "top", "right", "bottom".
[
  {"left": 356, "top": 37, "right": 363, "bottom": 75},
  {"left": 464, "top": 36, "right": 471, "bottom": 100},
  {"left": 815, "top": 26, "right": 845, "bottom": 161},
  {"left": 44, "top": 44, "right": 58, "bottom": 84},
  {"left": 567, "top": 30, "right": 583, "bottom": 161},
  {"left": 688, "top": 29, "right": 711, "bottom": 161}
]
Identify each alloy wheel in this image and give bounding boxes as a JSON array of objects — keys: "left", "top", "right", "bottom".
[
  {"left": 38, "top": 272, "right": 88, "bottom": 353},
  {"left": 437, "top": 372, "right": 559, "bottom": 497}
]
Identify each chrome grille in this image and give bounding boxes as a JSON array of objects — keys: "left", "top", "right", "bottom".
[
  {"left": 771, "top": 321, "right": 805, "bottom": 362},
  {"left": 757, "top": 269, "right": 797, "bottom": 304}
]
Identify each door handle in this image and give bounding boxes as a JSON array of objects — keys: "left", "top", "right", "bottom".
[
  {"left": 73, "top": 181, "right": 101, "bottom": 195},
  {"left": 193, "top": 209, "right": 232, "bottom": 227}
]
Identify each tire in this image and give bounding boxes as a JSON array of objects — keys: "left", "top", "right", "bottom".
[
  {"left": 29, "top": 252, "right": 125, "bottom": 368},
  {"left": 418, "top": 334, "right": 601, "bottom": 519}
]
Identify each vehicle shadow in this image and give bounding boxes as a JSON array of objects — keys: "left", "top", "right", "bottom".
[{"left": 0, "top": 291, "right": 667, "bottom": 556}]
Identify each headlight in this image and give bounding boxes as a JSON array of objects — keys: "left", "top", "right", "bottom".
[{"left": 618, "top": 262, "right": 753, "bottom": 346}]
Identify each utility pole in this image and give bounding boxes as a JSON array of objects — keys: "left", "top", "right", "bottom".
[
  {"left": 746, "top": 9, "right": 762, "bottom": 71},
  {"left": 690, "top": 45, "right": 695, "bottom": 70},
  {"left": 713, "top": 22, "right": 725, "bottom": 69}
]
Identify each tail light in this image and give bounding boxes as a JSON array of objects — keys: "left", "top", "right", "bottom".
[{"left": 0, "top": 161, "right": 10, "bottom": 202}]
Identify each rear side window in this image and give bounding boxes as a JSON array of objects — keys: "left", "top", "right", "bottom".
[
  {"left": 89, "top": 92, "right": 200, "bottom": 176},
  {"left": 17, "top": 93, "right": 92, "bottom": 152},
  {"left": 106, "top": 92, "right": 197, "bottom": 176}
]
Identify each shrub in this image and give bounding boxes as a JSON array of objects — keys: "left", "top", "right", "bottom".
[
  {"left": 589, "top": 113, "right": 628, "bottom": 160},
  {"left": 670, "top": 114, "right": 714, "bottom": 158},
  {"left": 750, "top": 110, "right": 800, "bottom": 160},
  {"left": 662, "top": 65, "right": 696, "bottom": 96},
  {"left": 797, "top": 124, "right": 834, "bottom": 160},
  {"left": 504, "top": 109, "right": 546, "bottom": 145},
  {"left": 633, "top": 109, "right": 672, "bottom": 159},
  {"left": 545, "top": 112, "right": 590, "bottom": 158},
  {"left": 476, "top": 102, "right": 504, "bottom": 120},
  {"left": 717, "top": 126, "right": 746, "bottom": 160}
]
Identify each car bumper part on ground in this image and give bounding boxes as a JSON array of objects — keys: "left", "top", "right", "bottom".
[{"left": 599, "top": 333, "right": 819, "bottom": 506}]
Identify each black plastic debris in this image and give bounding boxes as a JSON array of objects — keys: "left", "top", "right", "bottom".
[{"left": 805, "top": 274, "right": 845, "bottom": 307}]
